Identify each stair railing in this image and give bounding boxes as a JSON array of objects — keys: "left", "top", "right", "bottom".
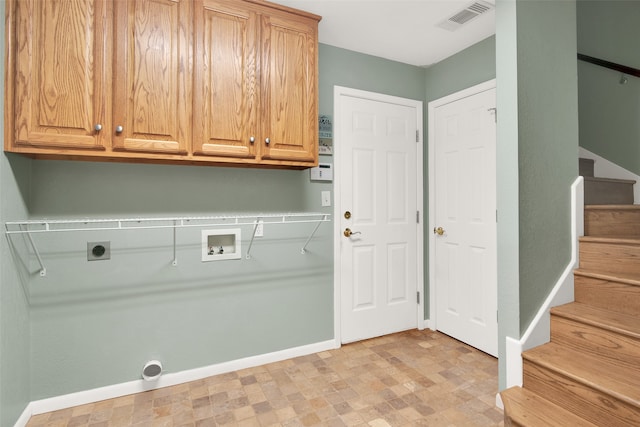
[{"left": 578, "top": 53, "right": 640, "bottom": 79}]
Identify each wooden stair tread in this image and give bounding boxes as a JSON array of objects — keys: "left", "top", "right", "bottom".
[
  {"left": 585, "top": 204, "right": 640, "bottom": 211},
  {"left": 579, "top": 236, "right": 640, "bottom": 245},
  {"left": 501, "top": 387, "right": 599, "bottom": 427},
  {"left": 552, "top": 302, "right": 640, "bottom": 339},
  {"left": 574, "top": 268, "right": 640, "bottom": 285},
  {"left": 523, "top": 342, "right": 640, "bottom": 406}
]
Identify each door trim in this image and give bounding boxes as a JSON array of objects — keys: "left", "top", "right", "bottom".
[
  {"left": 427, "top": 79, "right": 497, "bottom": 331},
  {"left": 333, "top": 86, "right": 424, "bottom": 345}
]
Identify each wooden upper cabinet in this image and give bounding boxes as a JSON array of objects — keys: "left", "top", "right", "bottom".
[
  {"left": 193, "top": 0, "right": 258, "bottom": 160},
  {"left": 8, "top": 0, "right": 110, "bottom": 151},
  {"left": 259, "top": 10, "right": 318, "bottom": 165},
  {"left": 193, "top": 0, "right": 319, "bottom": 166},
  {"left": 112, "top": 0, "right": 192, "bottom": 154},
  {"left": 5, "top": 0, "right": 319, "bottom": 168}
]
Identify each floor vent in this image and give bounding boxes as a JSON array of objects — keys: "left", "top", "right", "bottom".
[{"left": 437, "top": 1, "right": 494, "bottom": 31}]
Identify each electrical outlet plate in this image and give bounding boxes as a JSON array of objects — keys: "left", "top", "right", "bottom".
[
  {"left": 255, "top": 220, "right": 264, "bottom": 237},
  {"left": 87, "top": 241, "right": 110, "bottom": 261}
]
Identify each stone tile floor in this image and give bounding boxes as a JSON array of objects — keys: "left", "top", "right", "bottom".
[{"left": 27, "top": 329, "right": 504, "bottom": 426}]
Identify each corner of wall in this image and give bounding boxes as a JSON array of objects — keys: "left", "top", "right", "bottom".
[{"left": 504, "top": 176, "right": 583, "bottom": 389}]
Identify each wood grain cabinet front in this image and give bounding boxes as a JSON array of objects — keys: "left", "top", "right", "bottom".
[
  {"left": 192, "top": 0, "right": 259, "bottom": 162},
  {"left": 259, "top": 8, "right": 318, "bottom": 165},
  {"left": 8, "top": 0, "right": 110, "bottom": 152},
  {"left": 112, "top": 0, "right": 192, "bottom": 155},
  {"left": 193, "top": 0, "right": 319, "bottom": 167},
  {"left": 5, "top": 0, "right": 320, "bottom": 168}
]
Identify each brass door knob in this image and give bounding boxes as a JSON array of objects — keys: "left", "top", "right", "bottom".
[
  {"left": 433, "top": 227, "right": 445, "bottom": 236},
  {"left": 344, "top": 228, "right": 361, "bottom": 237}
]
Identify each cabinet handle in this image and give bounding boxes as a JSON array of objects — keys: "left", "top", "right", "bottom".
[
  {"left": 249, "top": 136, "right": 255, "bottom": 143},
  {"left": 115, "top": 125, "right": 123, "bottom": 134},
  {"left": 94, "top": 124, "right": 102, "bottom": 132},
  {"left": 265, "top": 137, "right": 270, "bottom": 145}
]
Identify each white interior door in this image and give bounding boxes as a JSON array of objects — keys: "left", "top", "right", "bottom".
[
  {"left": 430, "top": 83, "right": 497, "bottom": 356},
  {"left": 335, "top": 87, "right": 423, "bottom": 344}
]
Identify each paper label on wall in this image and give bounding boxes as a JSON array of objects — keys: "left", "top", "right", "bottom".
[{"left": 319, "top": 115, "right": 333, "bottom": 138}]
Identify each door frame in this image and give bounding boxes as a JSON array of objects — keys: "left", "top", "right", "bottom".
[
  {"left": 427, "top": 79, "right": 497, "bottom": 331},
  {"left": 333, "top": 86, "right": 425, "bottom": 345}
]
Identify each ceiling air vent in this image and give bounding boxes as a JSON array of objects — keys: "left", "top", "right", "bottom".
[{"left": 437, "top": 1, "right": 494, "bottom": 31}]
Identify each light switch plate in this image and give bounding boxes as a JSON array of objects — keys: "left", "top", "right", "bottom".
[{"left": 321, "top": 191, "right": 331, "bottom": 207}]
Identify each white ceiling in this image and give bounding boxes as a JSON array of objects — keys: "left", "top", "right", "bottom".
[{"left": 272, "top": 0, "right": 496, "bottom": 67}]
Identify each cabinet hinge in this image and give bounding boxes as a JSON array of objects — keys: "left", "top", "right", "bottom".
[
  {"left": 417, "top": 292, "right": 420, "bottom": 304},
  {"left": 416, "top": 130, "right": 419, "bottom": 143},
  {"left": 416, "top": 211, "right": 420, "bottom": 224}
]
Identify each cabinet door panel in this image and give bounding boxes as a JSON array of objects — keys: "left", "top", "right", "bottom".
[
  {"left": 260, "top": 13, "right": 317, "bottom": 164},
  {"left": 113, "top": 0, "right": 191, "bottom": 154},
  {"left": 12, "top": 0, "right": 108, "bottom": 150},
  {"left": 193, "top": 0, "right": 258, "bottom": 159}
]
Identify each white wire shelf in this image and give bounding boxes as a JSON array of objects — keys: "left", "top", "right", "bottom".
[
  {"left": 5, "top": 213, "right": 331, "bottom": 277},
  {"left": 5, "top": 213, "right": 329, "bottom": 233}
]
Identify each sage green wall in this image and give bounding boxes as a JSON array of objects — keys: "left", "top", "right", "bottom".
[
  {"left": 318, "top": 44, "right": 426, "bottom": 111},
  {"left": 1, "top": 154, "right": 32, "bottom": 427},
  {"left": 424, "top": 36, "right": 496, "bottom": 103},
  {"left": 27, "top": 162, "right": 334, "bottom": 399},
  {"left": 0, "top": 0, "right": 33, "bottom": 419},
  {"left": 515, "top": 0, "right": 578, "bottom": 333},
  {"left": 577, "top": 1, "right": 640, "bottom": 175},
  {"left": 496, "top": 0, "right": 579, "bottom": 389}
]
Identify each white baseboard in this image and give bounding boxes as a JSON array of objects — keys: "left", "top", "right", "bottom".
[
  {"left": 16, "top": 339, "right": 337, "bottom": 426},
  {"left": 495, "top": 392, "right": 504, "bottom": 410},
  {"left": 504, "top": 176, "right": 583, "bottom": 389},
  {"left": 418, "top": 318, "right": 433, "bottom": 331},
  {"left": 505, "top": 336, "right": 523, "bottom": 388},
  {"left": 13, "top": 405, "right": 32, "bottom": 427}
]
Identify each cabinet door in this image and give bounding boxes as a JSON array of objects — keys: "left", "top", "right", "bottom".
[
  {"left": 193, "top": 0, "right": 258, "bottom": 160},
  {"left": 112, "top": 0, "right": 191, "bottom": 154},
  {"left": 259, "top": 12, "right": 318, "bottom": 165},
  {"left": 11, "top": 0, "right": 109, "bottom": 150}
]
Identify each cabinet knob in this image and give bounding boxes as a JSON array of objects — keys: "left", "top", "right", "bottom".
[
  {"left": 265, "top": 137, "right": 270, "bottom": 145},
  {"left": 94, "top": 124, "right": 102, "bottom": 132},
  {"left": 115, "top": 125, "right": 123, "bottom": 134},
  {"left": 249, "top": 136, "right": 255, "bottom": 143}
]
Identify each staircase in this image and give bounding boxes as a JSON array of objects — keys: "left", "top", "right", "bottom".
[
  {"left": 580, "top": 157, "right": 635, "bottom": 205},
  {"left": 501, "top": 158, "right": 640, "bottom": 426}
]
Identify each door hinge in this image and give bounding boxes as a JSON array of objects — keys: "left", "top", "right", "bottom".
[
  {"left": 417, "top": 291, "right": 420, "bottom": 304},
  {"left": 416, "top": 211, "right": 420, "bottom": 224},
  {"left": 496, "top": 210, "right": 498, "bottom": 222},
  {"left": 488, "top": 107, "right": 497, "bottom": 123},
  {"left": 416, "top": 130, "right": 419, "bottom": 143}
]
